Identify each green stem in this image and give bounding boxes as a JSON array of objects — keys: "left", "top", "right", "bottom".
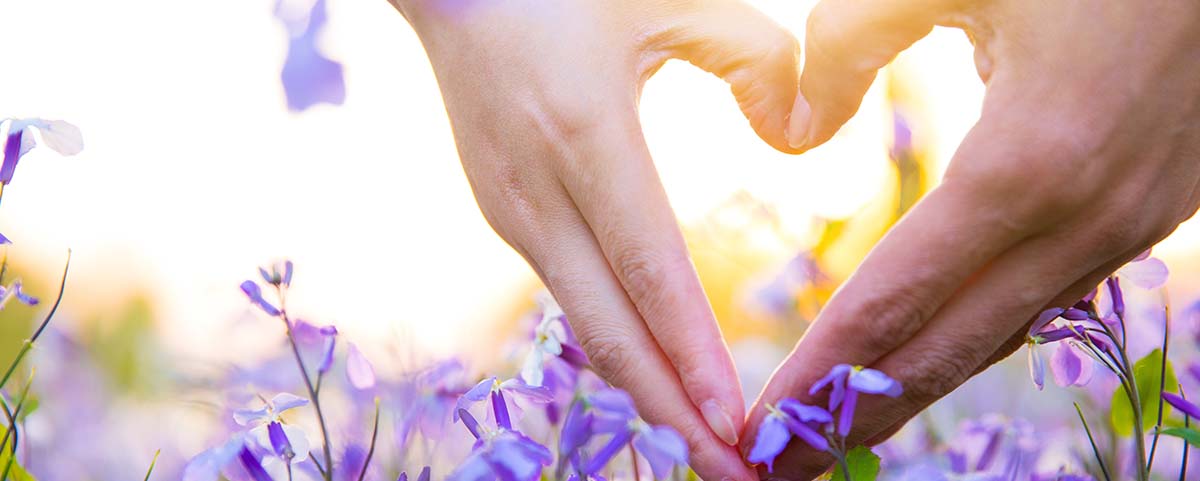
[
  {"left": 142, "top": 450, "right": 161, "bottom": 481},
  {"left": 0, "top": 252, "right": 70, "bottom": 392},
  {"left": 356, "top": 399, "right": 381, "bottom": 481},
  {"left": 1074, "top": 403, "right": 1112, "bottom": 481}
]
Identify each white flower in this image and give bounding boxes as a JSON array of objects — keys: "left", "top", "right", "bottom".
[
  {"left": 2, "top": 118, "right": 82, "bottom": 184},
  {"left": 520, "top": 292, "right": 567, "bottom": 387}
]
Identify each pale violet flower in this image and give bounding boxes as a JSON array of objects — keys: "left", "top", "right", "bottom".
[
  {"left": 233, "top": 392, "right": 312, "bottom": 465},
  {"left": 521, "top": 293, "right": 568, "bottom": 387},
  {"left": 1, "top": 118, "right": 83, "bottom": 185},
  {"left": 1116, "top": 249, "right": 1168, "bottom": 290},
  {"left": 346, "top": 342, "right": 377, "bottom": 390}
]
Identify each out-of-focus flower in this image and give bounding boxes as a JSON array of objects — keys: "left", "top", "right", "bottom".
[
  {"left": 809, "top": 364, "right": 903, "bottom": 436},
  {"left": 747, "top": 399, "right": 833, "bottom": 472},
  {"left": 234, "top": 392, "right": 312, "bottom": 465},
  {"left": 1, "top": 117, "right": 82, "bottom": 185},
  {"left": 1163, "top": 392, "right": 1200, "bottom": 418},
  {"left": 521, "top": 293, "right": 569, "bottom": 387},
  {"left": 183, "top": 434, "right": 247, "bottom": 481},
  {"left": 275, "top": 0, "right": 345, "bottom": 112},
  {"left": 259, "top": 260, "right": 294, "bottom": 287},
  {"left": 240, "top": 280, "right": 282, "bottom": 316},
  {"left": 0, "top": 280, "right": 39, "bottom": 310},
  {"left": 238, "top": 446, "right": 275, "bottom": 481},
  {"left": 293, "top": 320, "right": 338, "bottom": 374},
  {"left": 394, "top": 360, "right": 470, "bottom": 448},
  {"left": 346, "top": 342, "right": 377, "bottom": 389},
  {"left": 449, "top": 409, "right": 553, "bottom": 481},
  {"left": 561, "top": 388, "right": 687, "bottom": 479},
  {"left": 1116, "top": 250, "right": 1168, "bottom": 290}
]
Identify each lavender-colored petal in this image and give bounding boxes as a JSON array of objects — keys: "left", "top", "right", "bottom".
[
  {"left": 31, "top": 119, "right": 83, "bottom": 156},
  {"left": 237, "top": 446, "right": 274, "bottom": 481},
  {"left": 492, "top": 390, "right": 512, "bottom": 430},
  {"left": 1106, "top": 277, "right": 1125, "bottom": 318},
  {"left": 459, "top": 409, "right": 483, "bottom": 439},
  {"left": 488, "top": 431, "right": 552, "bottom": 481},
  {"left": 1163, "top": 392, "right": 1200, "bottom": 419},
  {"left": 11, "top": 281, "right": 37, "bottom": 306},
  {"left": 633, "top": 425, "right": 688, "bottom": 479},
  {"left": 500, "top": 378, "right": 554, "bottom": 404},
  {"left": 1050, "top": 343, "right": 1093, "bottom": 388},
  {"left": 455, "top": 377, "right": 496, "bottom": 422},
  {"left": 447, "top": 450, "right": 492, "bottom": 481},
  {"left": 1037, "top": 327, "right": 1077, "bottom": 343},
  {"left": 584, "top": 429, "right": 633, "bottom": 474},
  {"left": 279, "top": 0, "right": 346, "bottom": 112},
  {"left": 233, "top": 406, "right": 271, "bottom": 426},
  {"left": 778, "top": 399, "right": 833, "bottom": 424},
  {"left": 346, "top": 342, "right": 377, "bottom": 390},
  {"left": 282, "top": 260, "right": 294, "bottom": 286},
  {"left": 182, "top": 434, "right": 246, "bottom": 481},
  {"left": 746, "top": 415, "right": 790, "bottom": 473},
  {"left": 317, "top": 333, "right": 336, "bottom": 374},
  {"left": 1061, "top": 308, "right": 1090, "bottom": 321},
  {"left": 1120, "top": 257, "right": 1169, "bottom": 290},
  {"left": 559, "top": 401, "right": 593, "bottom": 458},
  {"left": 398, "top": 473, "right": 408, "bottom": 481},
  {"left": 838, "top": 388, "right": 859, "bottom": 437},
  {"left": 781, "top": 416, "right": 829, "bottom": 452},
  {"left": 848, "top": 368, "right": 903, "bottom": 397},
  {"left": 271, "top": 392, "right": 310, "bottom": 413},
  {"left": 809, "top": 364, "right": 852, "bottom": 410},
  {"left": 267, "top": 421, "right": 294, "bottom": 459},
  {"left": 1030, "top": 308, "right": 1065, "bottom": 335},
  {"left": 258, "top": 267, "right": 273, "bottom": 285},
  {"left": 1, "top": 130, "right": 24, "bottom": 185},
  {"left": 1028, "top": 346, "right": 1045, "bottom": 391},
  {"left": 559, "top": 343, "right": 590, "bottom": 369},
  {"left": 588, "top": 388, "right": 638, "bottom": 433},
  {"left": 0, "top": 233, "right": 9, "bottom": 245}
]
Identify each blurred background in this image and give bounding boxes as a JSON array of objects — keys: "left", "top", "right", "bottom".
[{"left": 3, "top": 0, "right": 1200, "bottom": 479}]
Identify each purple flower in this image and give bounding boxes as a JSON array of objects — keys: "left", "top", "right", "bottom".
[
  {"left": 455, "top": 377, "right": 553, "bottom": 425},
  {"left": 0, "top": 280, "right": 39, "bottom": 310},
  {"left": 275, "top": 0, "right": 345, "bottom": 112},
  {"left": 259, "top": 260, "right": 294, "bottom": 287},
  {"left": 267, "top": 421, "right": 295, "bottom": 460},
  {"left": 809, "top": 364, "right": 902, "bottom": 436},
  {"left": 399, "top": 467, "right": 431, "bottom": 481},
  {"left": 1163, "top": 392, "right": 1200, "bottom": 419},
  {"left": 234, "top": 393, "right": 312, "bottom": 465},
  {"left": 346, "top": 342, "right": 377, "bottom": 390},
  {"left": 747, "top": 399, "right": 833, "bottom": 472},
  {"left": 1026, "top": 307, "right": 1107, "bottom": 390},
  {"left": 1, "top": 117, "right": 82, "bottom": 185},
  {"left": 562, "top": 388, "right": 687, "bottom": 478},
  {"left": 240, "top": 280, "right": 281, "bottom": 316},
  {"left": 1049, "top": 342, "right": 1093, "bottom": 388},
  {"left": 238, "top": 446, "right": 275, "bottom": 481},
  {"left": 449, "top": 410, "right": 553, "bottom": 481}
]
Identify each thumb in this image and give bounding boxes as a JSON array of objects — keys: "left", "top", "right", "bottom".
[
  {"left": 789, "top": 0, "right": 957, "bottom": 151},
  {"left": 660, "top": 0, "right": 803, "bottom": 154}
]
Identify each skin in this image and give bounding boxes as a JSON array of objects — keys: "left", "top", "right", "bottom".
[
  {"left": 389, "top": 1, "right": 801, "bottom": 480},
  {"left": 391, "top": 0, "right": 1200, "bottom": 479},
  {"left": 745, "top": 0, "right": 1200, "bottom": 478}
]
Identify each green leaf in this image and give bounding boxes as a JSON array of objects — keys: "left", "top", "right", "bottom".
[
  {"left": 1161, "top": 427, "right": 1200, "bottom": 448},
  {"left": 0, "top": 449, "right": 38, "bottom": 481},
  {"left": 831, "top": 446, "right": 881, "bottom": 481},
  {"left": 1110, "top": 348, "right": 1179, "bottom": 437}
]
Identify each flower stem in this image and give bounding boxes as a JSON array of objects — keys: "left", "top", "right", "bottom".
[
  {"left": 629, "top": 439, "right": 641, "bottom": 481},
  {"left": 1074, "top": 402, "right": 1112, "bottom": 481},
  {"left": 1146, "top": 299, "right": 1172, "bottom": 473},
  {"left": 357, "top": 399, "right": 381, "bottom": 481},
  {"left": 0, "top": 251, "right": 70, "bottom": 392},
  {"left": 142, "top": 450, "right": 161, "bottom": 481},
  {"left": 277, "top": 288, "right": 333, "bottom": 481}
]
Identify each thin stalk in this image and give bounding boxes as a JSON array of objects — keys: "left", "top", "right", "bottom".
[
  {"left": 0, "top": 371, "right": 33, "bottom": 455},
  {"left": 834, "top": 450, "right": 854, "bottom": 481},
  {"left": 0, "top": 252, "right": 70, "bottom": 392},
  {"left": 276, "top": 287, "right": 333, "bottom": 481},
  {"left": 0, "top": 397, "right": 15, "bottom": 454},
  {"left": 1147, "top": 301, "right": 1172, "bottom": 473},
  {"left": 1075, "top": 403, "right": 1112, "bottom": 481},
  {"left": 143, "top": 450, "right": 161, "bottom": 481},
  {"left": 629, "top": 440, "right": 641, "bottom": 481},
  {"left": 1115, "top": 348, "right": 1148, "bottom": 481},
  {"left": 357, "top": 399, "right": 381, "bottom": 481}
]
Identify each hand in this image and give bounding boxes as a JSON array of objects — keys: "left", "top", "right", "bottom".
[
  {"left": 745, "top": 0, "right": 1200, "bottom": 477},
  {"left": 389, "top": 1, "right": 802, "bottom": 478}
]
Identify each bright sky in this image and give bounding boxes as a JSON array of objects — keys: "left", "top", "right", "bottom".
[{"left": 5, "top": 0, "right": 1197, "bottom": 361}]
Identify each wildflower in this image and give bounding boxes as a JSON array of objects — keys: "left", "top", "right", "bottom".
[
  {"left": 521, "top": 293, "right": 569, "bottom": 387},
  {"left": 240, "top": 280, "right": 281, "bottom": 316},
  {"left": 234, "top": 392, "right": 312, "bottom": 465},
  {"left": 1116, "top": 250, "right": 1168, "bottom": 290},
  {"left": 394, "top": 360, "right": 470, "bottom": 447},
  {"left": 1, "top": 118, "right": 83, "bottom": 185},
  {"left": 747, "top": 399, "right": 833, "bottom": 472},
  {"left": 809, "top": 364, "right": 903, "bottom": 436},
  {"left": 293, "top": 320, "right": 338, "bottom": 374},
  {"left": 259, "top": 260, "right": 294, "bottom": 287},
  {"left": 455, "top": 376, "right": 552, "bottom": 425},
  {"left": 346, "top": 342, "right": 377, "bottom": 389},
  {"left": 275, "top": 0, "right": 345, "bottom": 112},
  {"left": 1025, "top": 307, "right": 1107, "bottom": 390},
  {"left": 448, "top": 409, "right": 553, "bottom": 481},
  {"left": 237, "top": 446, "right": 275, "bottom": 481},
  {"left": 562, "top": 388, "right": 688, "bottom": 479},
  {"left": 398, "top": 466, "right": 431, "bottom": 481},
  {"left": 945, "top": 415, "right": 1038, "bottom": 478},
  {"left": 0, "top": 280, "right": 39, "bottom": 310},
  {"left": 1162, "top": 392, "right": 1200, "bottom": 418},
  {"left": 183, "top": 434, "right": 247, "bottom": 481}
]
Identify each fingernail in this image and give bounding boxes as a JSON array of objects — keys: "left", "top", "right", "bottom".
[
  {"left": 701, "top": 399, "right": 739, "bottom": 446},
  {"left": 786, "top": 94, "right": 811, "bottom": 150}
]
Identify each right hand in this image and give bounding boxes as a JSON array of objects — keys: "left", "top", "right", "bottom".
[{"left": 389, "top": 1, "right": 803, "bottom": 479}]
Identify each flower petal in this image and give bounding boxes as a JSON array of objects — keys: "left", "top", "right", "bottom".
[
  {"left": 1028, "top": 346, "right": 1045, "bottom": 391},
  {"left": 1119, "top": 257, "right": 1169, "bottom": 289},
  {"left": 633, "top": 425, "right": 688, "bottom": 479},
  {"left": 346, "top": 342, "right": 377, "bottom": 390},
  {"left": 747, "top": 415, "right": 790, "bottom": 473},
  {"left": 1163, "top": 392, "right": 1200, "bottom": 419},
  {"left": 848, "top": 368, "right": 903, "bottom": 397},
  {"left": 32, "top": 119, "right": 83, "bottom": 156},
  {"left": 1050, "top": 343, "right": 1093, "bottom": 388},
  {"left": 271, "top": 392, "right": 310, "bottom": 413}
]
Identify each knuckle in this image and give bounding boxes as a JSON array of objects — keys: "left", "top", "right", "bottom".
[
  {"left": 577, "top": 329, "right": 636, "bottom": 386},
  {"left": 896, "top": 344, "right": 977, "bottom": 405},
  {"left": 611, "top": 241, "right": 690, "bottom": 312},
  {"left": 833, "top": 288, "right": 931, "bottom": 355}
]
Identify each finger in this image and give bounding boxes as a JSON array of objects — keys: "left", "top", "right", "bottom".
[
  {"left": 742, "top": 117, "right": 1079, "bottom": 454},
  {"left": 554, "top": 97, "right": 747, "bottom": 447},
  {"left": 788, "top": 0, "right": 959, "bottom": 150},
  {"left": 526, "top": 195, "right": 756, "bottom": 481},
  {"left": 654, "top": 0, "right": 803, "bottom": 153},
  {"left": 761, "top": 220, "right": 1148, "bottom": 479}
]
